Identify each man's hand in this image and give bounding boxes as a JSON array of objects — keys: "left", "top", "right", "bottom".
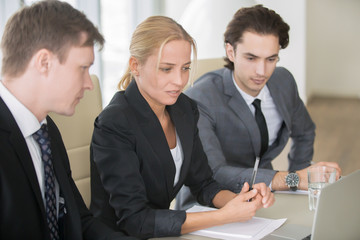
[
  {"left": 297, "top": 162, "right": 342, "bottom": 189},
  {"left": 252, "top": 182, "right": 275, "bottom": 208},
  {"left": 271, "top": 162, "right": 342, "bottom": 191}
]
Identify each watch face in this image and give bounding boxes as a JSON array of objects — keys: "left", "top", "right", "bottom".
[{"left": 286, "top": 172, "right": 299, "bottom": 187}]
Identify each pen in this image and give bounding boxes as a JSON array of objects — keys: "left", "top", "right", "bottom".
[{"left": 249, "top": 156, "right": 260, "bottom": 191}]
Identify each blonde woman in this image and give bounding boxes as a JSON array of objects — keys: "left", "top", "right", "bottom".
[{"left": 90, "top": 16, "right": 274, "bottom": 239}]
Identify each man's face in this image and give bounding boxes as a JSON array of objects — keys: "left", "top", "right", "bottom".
[
  {"left": 47, "top": 43, "right": 94, "bottom": 116},
  {"left": 226, "top": 31, "right": 280, "bottom": 97}
]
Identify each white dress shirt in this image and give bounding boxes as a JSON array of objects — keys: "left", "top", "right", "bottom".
[
  {"left": 0, "top": 80, "right": 60, "bottom": 214},
  {"left": 232, "top": 75, "right": 283, "bottom": 146},
  {"left": 170, "top": 130, "right": 184, "bottom": 186}
]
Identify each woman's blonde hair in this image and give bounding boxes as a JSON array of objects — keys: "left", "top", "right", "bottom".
[{"left": 118, "top": 16, "right": 197, "bottom": 90}]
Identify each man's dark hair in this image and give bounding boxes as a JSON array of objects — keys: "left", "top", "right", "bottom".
[{"left": 224, "top": 4, "right": 290, "bottom": 70}]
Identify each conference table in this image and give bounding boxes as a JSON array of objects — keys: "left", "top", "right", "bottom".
[{"left": 153, "top": 192, "right": 315, "bottom": 239}]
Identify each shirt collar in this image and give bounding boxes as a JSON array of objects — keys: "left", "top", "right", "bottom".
[
  {"left": 231, "top": 71, "right": 270, "bottom": 107},
  {"left": 0, "top": 80, "right": 46, "bottom": 138}
]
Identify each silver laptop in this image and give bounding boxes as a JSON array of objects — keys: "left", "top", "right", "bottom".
[{"left": 265, "top": 169, "right": 360, "bottom": 240}]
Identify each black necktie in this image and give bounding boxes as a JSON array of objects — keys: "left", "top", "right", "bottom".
[
  {"left": 252, "top": 99, "right": 269, "bottom": 157},
  {"left": 33, "top": 124, "right": 60, "bottom": 240}
]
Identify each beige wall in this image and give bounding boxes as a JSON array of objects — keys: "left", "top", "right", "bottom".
[{"left": 306, "top": 0, "right": 360, "bottom": 99}]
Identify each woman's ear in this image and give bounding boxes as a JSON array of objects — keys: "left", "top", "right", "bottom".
[
  {"left": 129, "top": 56, "right": 140, "bottom": 76},
  {"left": 225, "top": 43, "right": 235, "bottom": 62}
]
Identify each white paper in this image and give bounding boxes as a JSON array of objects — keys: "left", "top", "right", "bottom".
[{"left": 187, "top": 205, "right": 287, "bottom": 240}]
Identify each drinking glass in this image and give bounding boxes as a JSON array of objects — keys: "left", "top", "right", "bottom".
[{"left": 307, "top": 166, "right": 336, "bottom": 211}]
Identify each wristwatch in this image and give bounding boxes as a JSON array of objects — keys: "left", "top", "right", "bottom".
[{"left": 285, "top": 171, "right": 300, "bottom": 191}]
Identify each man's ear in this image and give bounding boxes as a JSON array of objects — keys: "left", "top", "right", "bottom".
[
  {"left": 129, "top": 56, "right": 140, "bottom": 76},
  {"left": 225, "top": 43, "right": 235, "bottom": 62},
  {"left": 34, "top": 49, "right": 53, "bottom": 73}
]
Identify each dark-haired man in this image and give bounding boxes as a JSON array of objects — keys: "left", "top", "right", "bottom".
[{"left": 176, "top": 4, "right": 341, "bottom": 210}]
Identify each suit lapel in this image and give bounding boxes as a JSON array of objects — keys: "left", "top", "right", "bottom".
[
  {"left": 139, "top": 118, "right": 175, "bottom": 199},
  {"left": 125, "top": 82, "right": 176, "bottom": 202},
  {"left": 0, "top": 98, "right": 46, "bottom": 217},
  {"left": 222, "top": 70, "right": 262, "bottom": 157},
  {"left": 267, "top": 69, "right": 291, "bottom": 130}
]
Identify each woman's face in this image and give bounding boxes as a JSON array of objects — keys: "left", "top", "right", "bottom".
[{"left": 134, "top": 39, "right": 192, "bottom": 110}]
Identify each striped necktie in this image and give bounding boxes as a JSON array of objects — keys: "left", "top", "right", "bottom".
[{"left": 33, "top": 124, "right": 60, "bottom": 240}]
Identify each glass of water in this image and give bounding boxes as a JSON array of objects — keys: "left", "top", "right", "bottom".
[{"left": 307, "top": 166, "right": 336, "bottom": 211}]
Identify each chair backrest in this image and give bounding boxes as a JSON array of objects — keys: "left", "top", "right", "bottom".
[
  {"left": 49, "top": 74, "right": 102, "bottom": 207},
  {"left": 192, "top": 57, "right": 226, "bottom": 81}
]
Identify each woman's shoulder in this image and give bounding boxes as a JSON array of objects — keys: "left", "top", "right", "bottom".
[{"left": 96, "top": 91, "right": 133, "bottom": 129}]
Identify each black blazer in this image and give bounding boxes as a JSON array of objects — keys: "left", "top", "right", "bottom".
[
  {"left": 90, "top": 80, "right": 223, "bottom": 239},
  {"left": 0, "top": 97, "right": 135, "bottom": 240}
]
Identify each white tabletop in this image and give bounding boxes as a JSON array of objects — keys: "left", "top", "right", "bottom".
[{"left": 152, "top": 193, "right": 315, "bottom": 240}]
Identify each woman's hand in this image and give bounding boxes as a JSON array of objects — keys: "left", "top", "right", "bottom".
[
  {"left": 252, "top": 182, "right": 275, "bottom": 208},
  {"left": 217, "top": 182, "right": 264, "bottom": 224},
  {"left": 181, "top": 182, "right": 274, "bottom": 234}
]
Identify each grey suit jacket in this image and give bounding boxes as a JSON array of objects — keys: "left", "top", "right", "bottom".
[{"left": 175, "top": 67, "right": 315, "bottom": 210}]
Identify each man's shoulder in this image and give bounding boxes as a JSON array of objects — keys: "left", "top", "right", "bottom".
[
  {"left": 186, "top": 68, "right": 229, "bottom": 98},
  {"left": 194, "top": 67, "right": 228, "bottom": 86},
  {"left": 268, "top": 67, "right": 298, "bottom": 92},
  {"left": 270, "top": 67, "right": 296, "bottom": 84}
]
